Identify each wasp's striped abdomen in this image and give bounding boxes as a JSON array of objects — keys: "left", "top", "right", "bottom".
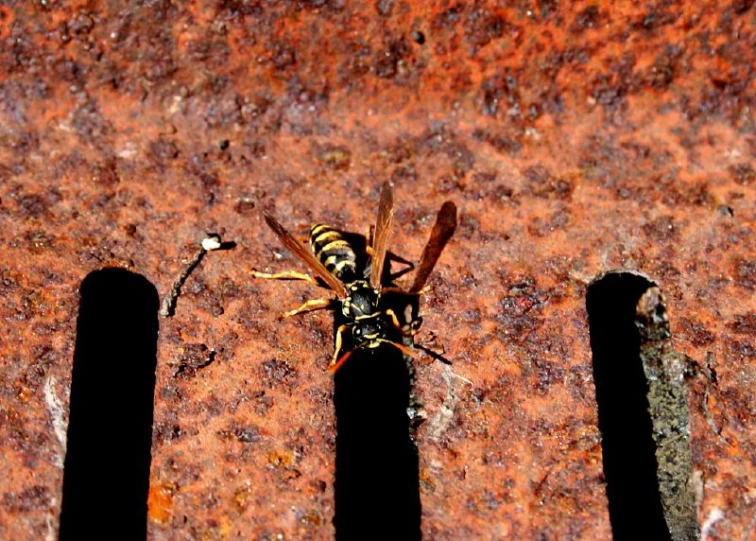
[{"left": 310, "top": 224, "right": 359, "bottom": 282}]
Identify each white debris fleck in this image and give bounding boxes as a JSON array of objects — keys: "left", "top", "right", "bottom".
[
  {"left": 201, "top": 235, "right": 223, "bottom": 251},
  {"left": 44, "top": 376, "right": 67, "bottom": 467}
]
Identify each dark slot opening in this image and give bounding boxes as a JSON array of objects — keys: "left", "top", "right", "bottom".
[
  {"left": 586, "top": 272, "right": 671, "bottom": 541},
  {"left": 332, "top": 309, "right": 421, "bottom": 540},
  {"left": 60, "top": 268, "right": 159, "bottom": 541}
]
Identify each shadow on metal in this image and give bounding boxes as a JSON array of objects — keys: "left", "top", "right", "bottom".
[{"left": 60, "top": 268, "right": 159, "bottom": 541}]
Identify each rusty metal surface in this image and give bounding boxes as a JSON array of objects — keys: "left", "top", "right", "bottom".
[{"left": 1, "top": 1, "right": 754, "bottom": 539}]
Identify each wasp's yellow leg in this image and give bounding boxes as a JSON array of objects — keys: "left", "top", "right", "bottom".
[{"left": 280, "top": 298, "right": 335, "bottom": 319}]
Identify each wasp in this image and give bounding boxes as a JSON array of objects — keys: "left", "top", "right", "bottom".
[{"left": 252, "top": 182, "right": 457, "bottom": 372}]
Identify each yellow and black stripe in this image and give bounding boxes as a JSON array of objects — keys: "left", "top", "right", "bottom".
[{"left": 309, "top": 224, "right": 358, "bottom": 281}]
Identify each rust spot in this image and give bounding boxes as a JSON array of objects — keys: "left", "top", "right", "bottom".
[
  {"left": 678, "top": 317, "right": 716, "bottom": 347},
  {"left": 2, "top": 1, "right": 754, "bottom": 538},
  {"left": 317, "top": 145, "right": 352, "bottom": 171},
  {"left": 731, "top": 163, "right": 755, "bottom": 186},
  {"left": 148, "top": 138, "right": 180, "bottom": 172},
  {"left": 17, "top": 194, "right": 49, "bottom": 219},
  {"left": 570, "top": 5, "right": 602, "bottom": 34},
  {"left": 2, "top": 485, "right": 49, "bottom": 513},
  {"left": 268, "top": 450, "right": 295, "bottom": 468},
  {"left": 92, "top": 160, "right": 120, "bottom": 188},
  {"left": 464, "top": 11, "right": 505, "bottom": 49},
  {"left": 260, "top": 359, "right": 298, "bottom": 388},
  {"left": 233, "top": 484, "right": 254, "bottom": 512},
  {"left": 147, "top": 484, "right": 175, "bottom": 524},
  {"left": 0, "top": 6, "right": 14, "bottom": 41},
  {"left": 727, "top": 312, "right": 756, "bottom": 335},
  {"left": 217, "top": 424, "right": 262, "bottom": 444},
  {"left": 642, "top": 215, "right": 677, "bottom": 241},
  {"left": 375, "top": 37, "right": 410, "bottom": 80},
  {"left": 733, "top": 258, "right": 756, "bottom": 291}
]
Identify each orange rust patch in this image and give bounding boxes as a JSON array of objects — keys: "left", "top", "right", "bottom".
[{"left": 147, "top": 484, "right": 175, "bottom": 524}]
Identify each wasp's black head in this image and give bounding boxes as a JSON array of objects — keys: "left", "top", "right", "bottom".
[
  {"left": 343, "top": 280, "right": 380, "bottom": 319},
  {"left": 352, "top": 316, "right": 387, "bottom": 347}
]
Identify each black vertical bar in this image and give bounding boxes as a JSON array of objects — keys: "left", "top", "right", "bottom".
[
  {"left": 333, "top": 316, "right": 421, "bottom": 540},
  {"left": 60, "top": 268, "right": 159, "bottom": 541},
  {"left": 586, "top": 272, "right": 671, "bottom": 541}
]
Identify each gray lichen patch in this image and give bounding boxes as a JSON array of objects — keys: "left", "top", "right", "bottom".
[{"left": 635, "top": 287, "right": 700, "bottom": 541}]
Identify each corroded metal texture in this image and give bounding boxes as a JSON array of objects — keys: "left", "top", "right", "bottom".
[{"left": 1, "top": 1, "right": 754, "bottom": 539}]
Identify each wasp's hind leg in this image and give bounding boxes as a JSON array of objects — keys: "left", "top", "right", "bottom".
[
  {"left": 280, "top": 298, "right": 337, "bottom": 319},
  {"left": 251, "top": 269, "right": 320, "bottom": 285}
]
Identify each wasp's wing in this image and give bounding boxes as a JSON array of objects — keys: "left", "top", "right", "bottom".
[
  {"left": 369, "top": 182, "right": 394, "bottom": 289},
  {"left": 410, "top": 201, "right": 457, "bottom": 293},
  {"left": 263, "top": 213, "right": 348, "bottom": 298}
]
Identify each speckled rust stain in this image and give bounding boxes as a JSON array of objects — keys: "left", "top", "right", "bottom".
[{"left": 1, "top": 1, "right": 754, "bottom": 539}]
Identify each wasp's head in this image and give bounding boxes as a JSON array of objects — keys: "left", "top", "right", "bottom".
[{"left": 351, "top": 315, "right": 387, "bottom": 347}]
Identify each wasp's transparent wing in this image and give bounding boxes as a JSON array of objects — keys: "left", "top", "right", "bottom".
[
  {"left": 410, "top": 201, "right": 457, "bottom": 293},
  {"left": 369, "top": 182, "right": 394, "bottom": 289}
]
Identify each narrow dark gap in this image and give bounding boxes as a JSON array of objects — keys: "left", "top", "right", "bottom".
[
  {"left": 586, "top": 272, "right": 671, "bottom": 541},
  {"left": 332, "top": 302, "right": 422, "bottom": 540},
  {"left": 60, "top": 268, "right": 159, "bottom": 541}
]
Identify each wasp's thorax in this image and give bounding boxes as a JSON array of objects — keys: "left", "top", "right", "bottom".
[{"left": 342, "top": 280, "right": 380, "bottom": 319}]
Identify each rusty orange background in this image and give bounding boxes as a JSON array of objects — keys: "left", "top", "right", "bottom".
[{"left": 1, "top": 1, "right": 754, "bottom": 539}]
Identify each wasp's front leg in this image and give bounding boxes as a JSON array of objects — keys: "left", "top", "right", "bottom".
[
  {"left": 328, "top": 323, "right": 352, "bottom": 372},
  {"left": 383, "top": 307, "right": 423, "bottom": 337},
  {"left": 251, "top": 269, "right": 320, "bottom": 285},
  {"left": 279, "top": 298, "right": 337, "bottom": 319}
]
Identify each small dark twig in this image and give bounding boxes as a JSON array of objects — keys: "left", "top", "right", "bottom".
[{"left": 159, "top": 234, "right": 226, "bottom": 318}]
